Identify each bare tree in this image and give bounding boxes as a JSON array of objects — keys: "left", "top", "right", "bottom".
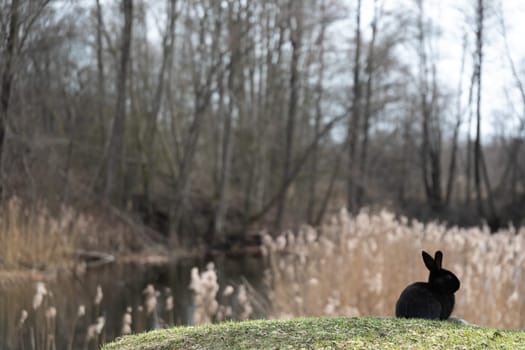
[
  {"left": 347, "top": 0, "right": 362, "bottom": 214},
  {"left": 0, "top": 0, "right": 20, "bottom": 197},
  {"left": 417, "top": 0, "right": 444, "bottom": 210},
  {"left": 306, "top": 0, "right": 328, "bottom": 224},
  {"left": 470, "top": 0, "right": 499, "bottom": 229},
  {"left": 445, "top": 34, "right": 468, "bottom": 206},
  {"left": 105, "top": 0, "right": 134, "bottom": 199},
  {"left": 275, "top": 0, "right": 303, "bottom": 230},
  {"left": 168, "top": 0, "right": 222, "bottom": 244},
  {"left": 464, "top": 62, "right": 476, "bottom": 206},
  {"left": 212, "top": 0, "right": 243, "bottom": 238},
  {"left": 138, "top": 0, "right": 179, "bottom": 223},
  {"left": 3, "top": 0, "right": 524, "bottom": 248},
  {"left": 95, "top": 0, "right": 106, "bottom": 139},
  {"left": 473, "top": 0, "right": 484, "bottom": 216},
  {"left": 356, "top": 0, "right": 380, "bottom": 207},
  {"left": 494, "top": 1, "right": 525, "bottom": 205},
  {"left": 0, "top": 0, "right": 54, "bottom": 198},
  {"left": 247, "top": 1, "right": 286, "bottom": 217}
]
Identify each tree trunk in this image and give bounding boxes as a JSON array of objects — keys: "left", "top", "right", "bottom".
[
  {"left": 105, "top": 0, "right": 133, "bottom": 200},
  {"left": 248, "top": 112, "right": 346, "bottom": 225},
  {"left": 445, "top": 36, "right": 467, "bottom": 206},
  {"left": 213, "top": 2, "right": 238, "bottom": 238},
  {"left": 474, "top": 0, "right": 484, "bottom": 217},
  {"left": 417, "top": 0, "right": 442, "bottom": 210},
  {"left": 315, "top": 141, "right": 347, "bottom": 226},
  {"left": 275, "top": 0, "right": 302, "bottom": 230},
  {"left": 445, "top": 120, "right": 461, "bottom": 206},
  {"left": 357, "top": 0, "right": 378, "bottom": 207},
  {"left": 169, "top": 2, "right": 220, "bottom": 245},
  {"left": 95, "top": 0, "right": 106, "bottom": 140},
  {"left": 141, "top": 0, "right": 178, "bottom": 220},
  {"left": 471, "top": 0, "right": 498, "bottom": 230},
  {"left": 307, "top": 0, "right": 327, "bottom": 224},
  {"left": 347, "top": 0, "right": 362, "bottom": 214},
  {"left": 480, "top": 147, "right": 498, "bottom": 229},
  {"left": 398, "top": 112, "right": 413, "bottom": 205},
  {"left": 499, "top": 6, "right": 525, "bottom": 204},
  {"left": 246, "top": 3, "right": 282, "bottom": 219},
  {"left": 0, "top": 0, "right": 20, "bottom": 197},
  {"left": 464, "top": 55, "right": 477, "bottom": 206}
]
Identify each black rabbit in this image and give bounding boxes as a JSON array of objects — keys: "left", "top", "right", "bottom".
[{"left": 395, "top": 250, "right": 460, "bottom": 320}]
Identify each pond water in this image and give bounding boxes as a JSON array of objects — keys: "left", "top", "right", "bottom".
[{"left": 0, "top": 253, "right": 264, "bottom": 349}]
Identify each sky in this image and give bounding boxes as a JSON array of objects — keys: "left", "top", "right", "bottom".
[{"left": 335, "top": 0, "right": 525, "bottom": 140}]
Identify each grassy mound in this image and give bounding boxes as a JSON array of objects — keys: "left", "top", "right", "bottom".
[{"left": 102, "top": 317, "right": 525, "bottom": 350}]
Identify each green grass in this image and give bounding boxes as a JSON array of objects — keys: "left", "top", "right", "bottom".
[{"left": 102, "top": 317, "right": 525, "bottom": 350}]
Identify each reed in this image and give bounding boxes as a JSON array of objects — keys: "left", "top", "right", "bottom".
[
  {"left": 189, "top": 263, "right": 255, "bottom": 325},
  {"left": 10, "top": 205, "right": 525, "bottom": 347},
  {"left": 67, "top": 305, "right": 85, "bottom": 350},
  {"left": 0, "top": 197, "right": 83, "bottom": 271},
  {"left": 262, "top": 208, "right": 525, "bottom": 329}
]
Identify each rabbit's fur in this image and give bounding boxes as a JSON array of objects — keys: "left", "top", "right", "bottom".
[{"left": 395, "top": 250, "right": 460, "bottom": 320}]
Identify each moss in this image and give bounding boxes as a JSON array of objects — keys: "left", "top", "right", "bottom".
[{"left": 102, "top": 317, "right": 525, "bottom": 350}]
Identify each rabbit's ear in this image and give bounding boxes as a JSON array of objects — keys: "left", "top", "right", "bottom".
[
  {"left": 434, "top": 251, "right": 443, "bottom": 269},
  {"left": 422, "top": 250, "right": 437, "bottom": 271}
]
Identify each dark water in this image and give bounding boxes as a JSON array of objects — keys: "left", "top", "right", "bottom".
[{"left": 0, "top": 254, "right": 264, "bottom": 349}]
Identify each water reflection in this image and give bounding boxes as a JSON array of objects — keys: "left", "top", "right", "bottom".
[{"left": 0, "top": 254, "right": 263, "bottom": 349}]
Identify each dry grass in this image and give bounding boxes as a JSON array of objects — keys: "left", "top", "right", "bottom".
[
  {"left": 0, "top": 197, "right": 150, "bottom": 274},
  {"left": 262, "top": 208, "right": 525, "bottom": 329},
  {"left": 0, "top": 197, "right": 85, "bottom": 270}
]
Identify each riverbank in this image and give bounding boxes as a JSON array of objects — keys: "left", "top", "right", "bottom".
[
  {"left": 102, "top": 317, "right": 525, "bottom": 349},
  {"left": 0, "top": 196, "right": 263, "bottom": 288}
]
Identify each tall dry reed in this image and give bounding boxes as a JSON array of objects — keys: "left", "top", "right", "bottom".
[
  {"left": 262, "top": 208, "right": 525, "bottom": 329},
  {"left": 0, "top": 197, "right": 86, "bottom": 270},
  {"left": 189, "top": 263, "right": 254, "bottom": 324}
]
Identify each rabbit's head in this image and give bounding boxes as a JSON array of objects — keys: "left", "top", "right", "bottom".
[{"left": 422, "top": 250, "right": 460, "bottom": 294}]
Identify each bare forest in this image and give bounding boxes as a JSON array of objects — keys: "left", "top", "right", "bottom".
[
  {"left": 3, "top": 0, "right": 525, "bottom": 347},
  {"left": 1, "top": 0, "right": 524, "bottom": 250}
]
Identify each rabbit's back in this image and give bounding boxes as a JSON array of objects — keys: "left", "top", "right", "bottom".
[{"left": 395, "top": 282, "right": 453, "bottom": 320}]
